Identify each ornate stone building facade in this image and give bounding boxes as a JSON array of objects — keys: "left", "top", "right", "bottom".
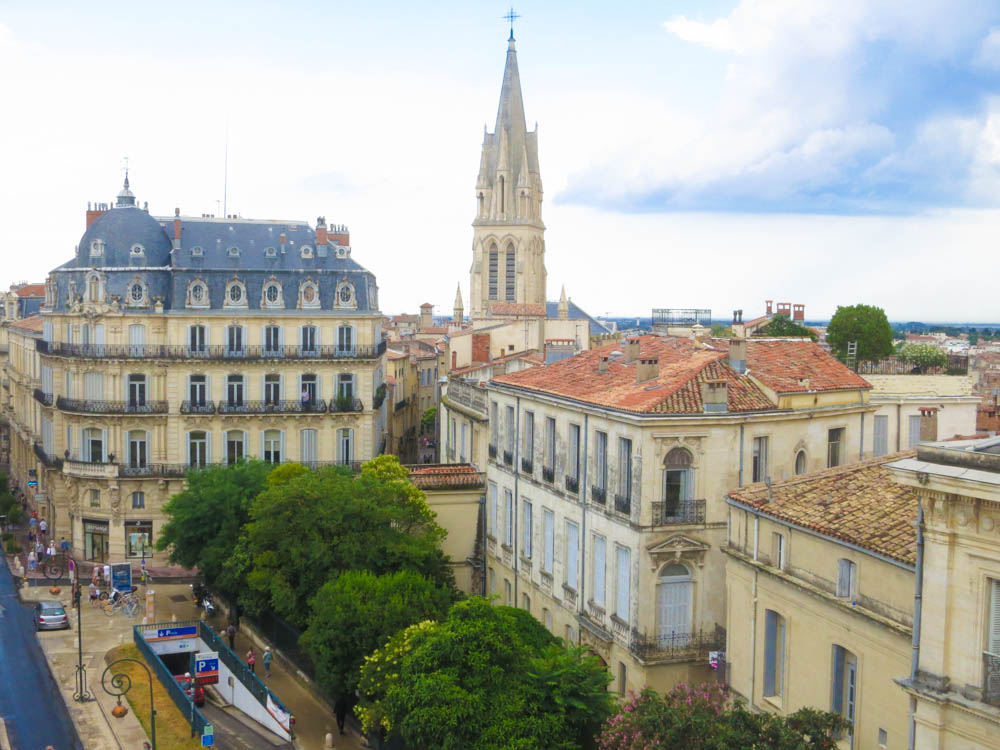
[{"left": 3, "top": 178, "right": 385, "bottom": 563}]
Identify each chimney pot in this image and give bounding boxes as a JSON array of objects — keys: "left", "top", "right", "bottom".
[
  {"left": 625, "top": 337, "right": 641, "bottom": 363},
  {"left": 598, "top": 356, "right": 610, "bottom": 374},
  {"left": 729, "top": 339, "right": 747, "bottom": 374},
  {"left": 699, "top": 378, "right": 729, "bottom": 412},
  {"left": 635, "top": 356, "right": 659, "bottom": 383}
]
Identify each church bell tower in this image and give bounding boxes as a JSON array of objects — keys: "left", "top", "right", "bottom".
[{"left": 469, "top": 33, "right": 546, "bottom": 318}]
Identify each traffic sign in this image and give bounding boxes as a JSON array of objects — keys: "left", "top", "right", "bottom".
[
  {"left": 203, "top": 724, "right": 214, "bottom": 736},
  {"left": 195, "top": 652, "right": 219, "bottom": 685},
  {"left": 201, "top": 734, "right": 214, "bottom": 747}
]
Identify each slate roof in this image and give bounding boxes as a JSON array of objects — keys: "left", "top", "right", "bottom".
[
  {"left": 544, "top": 299, "right": 615, "bottom": 335},
  {"left": 728, "top": 453, "right": 918, "bottom": 566},
  {"left": 491, "top": 335, "right": 865, "bottom": 415}
]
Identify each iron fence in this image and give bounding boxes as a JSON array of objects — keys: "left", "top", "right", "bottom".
[
  {"left": 216, "top": 399, "right": 328, "bottom": 415},
  {"left": 651, "top": 498, "right": 706, "bottom": 525},
  {"left": 630, "top": 625, "right": 726, "bottom": 662},
  {"left": 38, "top": 340, "right": 387, "bottom": 360},
  {"left": 985, "top": 651, "right": 1000, "bottom": 707},
  {"left": 132, "top": 623, "right": 209, "bottom": 736},
  {"left": 591, "top": 486, "right": 606, "bottom": 505},
  {"left": 33, "top": 388, "right": 53, "bottom": 407},
  {"left": 56, "top": 397, "right": 168, "bottom": 414},
  {"left": 614, "top": 494, "right": 631, "bottom": 515}
]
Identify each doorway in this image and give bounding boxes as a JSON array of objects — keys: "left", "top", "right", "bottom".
[{"left": 83, "top": 519, "right": 109, "bottom": 562}]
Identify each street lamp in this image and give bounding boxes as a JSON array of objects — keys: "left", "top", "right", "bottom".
[
  {"left": 102, "top": 657, "right": 157, "bottom": 750},
  {"left": 42, "top": 553, "right": 90, "bottom": 703}
]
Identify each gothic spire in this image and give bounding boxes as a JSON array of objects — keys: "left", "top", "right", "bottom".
[{"left": 495, "top": 36, "right": 528, "bottom": 139}]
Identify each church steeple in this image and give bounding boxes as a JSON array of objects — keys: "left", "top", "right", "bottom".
[{"left": 453, "top": 283, "right": 464, "bottom": 323}]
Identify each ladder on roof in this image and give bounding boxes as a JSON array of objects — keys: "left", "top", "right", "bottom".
[{"left": 846, "top": 341, "right": 858, "bottom": 371}]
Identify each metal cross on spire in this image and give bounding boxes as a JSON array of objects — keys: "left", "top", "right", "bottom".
[
  {"left": 503, "top": 7, "right": 521, "bottom": 40},
  {"left": 122, "top": 156, "right": 130, "bottom": 185}
]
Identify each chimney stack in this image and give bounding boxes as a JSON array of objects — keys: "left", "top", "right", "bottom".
[
  {"left": 699, "top": 379, "right": 728, "bottom": 413},
  {"left": 635, "top": 357, "right": 659, "bottom": 383},
  {"left": 316, "top": 216, "right": 328, "bottom": 246},
  {"left": 919, "top": 407, "right": 939, "bottom": 442},
  {"left": 793, "top": 304, "right": 805, "bottom": 322},
  {"left": 86, "top": 202, "right": 108, "bottom": 229},
  {"left": 172, "top": 208, "right": 181, "bottom": 251},
  {"left": 598, "top": 355, "right": 610, "bottom": 374},
  {"left": 729, "top": 339, "right": 747, "bottom": 374},
  {"left": 765, "top": 300, "right": 773, "bottom": 315},
  {"left": 279, "top": 233, "right": 287, "bottom": 254},
  {"left": 329, "top": 223, "right": 350, "bottom": 246},
  {"left": 625, "top": 337, "right": 641, "bottom": 363}
]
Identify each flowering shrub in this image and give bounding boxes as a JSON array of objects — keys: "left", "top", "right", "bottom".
[{"left": 598, "top": 683, "right": 845, "bottom": 750}]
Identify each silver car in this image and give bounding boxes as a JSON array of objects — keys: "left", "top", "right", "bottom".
[{"left": 35, "top": 600, "right": 69, "bottom": 630}]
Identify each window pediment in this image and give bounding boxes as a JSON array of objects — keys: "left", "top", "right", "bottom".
[{"left": 646, "top": 534, "right": 710, "bottom": 570}]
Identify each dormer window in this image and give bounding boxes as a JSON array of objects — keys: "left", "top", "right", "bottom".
[
  {"left": 191, "top": 246, "right": 204, "bottom": 257},
  {"left": 130, "top": 283, "right": 143, "bottom": 302},
  {"left": 335, "top": 280, "right": 356, "bottom": 309},
  {"left": 225, "top": 277, "right": 248, "bottom": 308},
  {"left": 298, "top": 278, "right": 320, "bottom": 309},
  {"left": 264, "top": 247, "right": 277, "bottom": 258},
  {"left": 261, "top": 279, "right": 284, "bottom": 309},
  {"left": 229, "top": 285, "right": 243, "bottom": 303},
  {"left": 187, "top": 278, "right": 209, "bottom": 308},
  {"left": 228, "top": 247, "right": 240, "bottom": 258},
  {"left": 300, "top": 245, "right": 314, "bottom": 259},
  {"left": 89, "top": 239, "right": 104, "bottom": 257},
  {"left": 130, "top": 244, "right": 145, "bottom": 257}
]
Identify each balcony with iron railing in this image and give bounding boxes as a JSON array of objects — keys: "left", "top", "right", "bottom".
[
  {"left": 542, "top": 465, "right": 554, "bottom": 483},
  {"left": 56, "top": 397, "right": 168, "bottom": 415},
  {"left": 565, "top": 475, "right": 579, "bottom": 494},
  {"left": 591, "top": 486, "right": 606, "bottom": 505},
  {"left": 488, "top": 444, "right": 498, "bottom": 460},
  {"left": 521, "top": 457, "right": 533, "bottom": 475},
  {"left": 985, "top": 652, "right": 1000, "bottom": 707},
  {"left": 217, "top": 399, "right": 329, "bottom": 415},
  {"left": 614, "top": 493, "right": 632, "bottom": 515},
  {"left": 330, "top": 397, "right": 363, "bottom": 413},
  {"left": 60, "top": 458, "right": 368, "bottom": 479},
  {"left": 651, "top": 498, "right": 706, "bottom": 525},
  {"left": 502, "top": 450, "right": 514, "bottom": 467},
  {"left": 33, "top": 388, "right": 53, "bottom": 407},
  {"left": 37, "top": 340, "right": 387, "bottom": 361},
  {"left": 33, "top": 442, "right": 63, "bottom": 469},
  {"left": 180, "top": 400, "right": 216, "bottom": 415},
  {"left": 629, "top": 625, "right": 727, "bottom": 663}
]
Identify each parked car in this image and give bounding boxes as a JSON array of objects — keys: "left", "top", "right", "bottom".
[
  {"left": 173, "top": 673, "right": 205, "bottom": 707},
  {"left": 34, "top": 600, "right": 69, "bottom": 630}
]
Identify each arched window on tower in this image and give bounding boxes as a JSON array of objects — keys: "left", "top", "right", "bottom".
[
  {"left": 488, "top": 243, "right": 499, "bottom": 300},
  {"left": 505, "top": 246, "right": 516, "bottom": 301}
]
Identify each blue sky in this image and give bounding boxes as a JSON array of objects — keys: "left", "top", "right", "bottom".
[{"left": 1, "top": 1, "right": 998, "bottom": 320}]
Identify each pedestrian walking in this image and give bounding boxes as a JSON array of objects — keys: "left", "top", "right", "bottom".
[
  {"left": 46, "top": 542, "right": 56, "bottom": 559},
  {"left": 27, "top": 549, "right": 36, "bottom": 571},
  {"left": 60, "top": 537, "right": 70, "bottom": 553},
  {"left": 262, "top": 647, "right": 273, "bottom": 678},
  {"left": 226, "top": 623, "right": 236, "bottom": 651},
  {"left": 89, "top": 581, "right": 99, "bottom": 606},
  {"left": 246, "top": 647, "right": 256, "bottom": 674},
  {"left": 39, "top": 518, "right": 47, "bottom": 537},
  {"left": 102, "top": 563, "right": 111, "bottom": 584},
  {"left": 28, "top": 516, "right": 37, "bottom": 533},
  {"left": 334, "top": 694, "right": 349, "bottom": 735}
]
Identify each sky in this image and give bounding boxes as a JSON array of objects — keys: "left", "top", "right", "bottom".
[{"left": 1, "top": 0, "right": 999, "bottom": 322}]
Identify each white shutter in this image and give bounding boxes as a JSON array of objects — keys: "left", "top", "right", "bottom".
[
  {"left": 489, "top": 484, "right": 497, "bottom": 536},
  {"left": 592, "top": 537, "right": 606, "bottom": 606},
  {"left": 908, "top": 414, "right": 922, "bottom": 449},
  {"left": 989, "top": 579, "right": 1000, "bottom": 654},
  {"left": 873, "top": 415, "right": 889, "bottom": 457},
  {"left": 101, "top": 429, "right": 108, "bottom": 462},
  {"left": 280, "top": 431, "right": 286, "bottom": 463},
  {"left": 544, "top": 510, "right": 554, "bottom": 574},
  {"left": 616, "top": 546, "right": 631, "bottom": 623},
  {"left": 84, "top": 372, "right": 104, "bottom": 401},
  {"left": 42, "top": 321, "right": 53, "bottom": 342},
  {"left": 566, "top": 522, "right": 579, "bottom": 590},
  {"left": 837, "top": 559, "right": 851, "bottom": 597},
  {"left": 95, "top": 324, "right": 105, "bottom": 347},
  {"left": 259, "top": 431, "right": 266, "bottom": 460},
  {"left": 206, "top": 432, "right": 213, "bottom": 464}
]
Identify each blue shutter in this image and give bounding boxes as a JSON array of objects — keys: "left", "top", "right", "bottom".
[
  {"left": 831, "top": 645, "right": 845, "bottom": 714},
  {"left": 763, "top": 610, "right": 777, "bottom": 696}
]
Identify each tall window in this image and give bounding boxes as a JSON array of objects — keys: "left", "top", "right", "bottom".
[
  {"left": 873, "top": 414, "right": 889, "bottom": 457},
  {"left": 592, "top": 535, "right": 606, "bottom": 606},
  {"left": 763, "top": 610, "right": 786, "bottom": 697},
  {"left": 301, "top": 374, "right": 318, "bottom": 407},
  {"left": 188, "top": 431, "right": 208, "bottom": 467},
  {"left": 128, "top": 323, "right": 145, "bottom": 355},
  {"left": 263, "top": 430, "right": 282, "bottom": 464},
  {"left": 226, "top": 375, "right": 244, "bottom": 406},
  {"left": 300, "top": 429, "right": 318, "bottom": 466},
  {"left": 505, "top": 247, "right": 516, "bottom": 301},
  {"left": 488, "top": 243, "right": 498, "bottom": 300},
  {"left": 84, "top": 371, "right": 104, "bottom": 402},
  {"left": 263, "top": 325, "right": 281, "bottom": 355},
  {"left": 566, "top": 521, "right": 579, "bottom": 591},
  {"left": 752, "top": 436, "right": 769, "bottom": 483},
  {"left": 663, "top": 448, "right": 693, "bottom": 516},
  {"left": 337, "top": 373, "right": 354, "bottom": 400},
  {"left": 337, "top": 325, "right": 354, "bottom": 353},
  {"left": 127, "top": 374, "right": 146, "bottom": 407},
  {"left": 908, "top": 414, "right": 922, "bottom": 449},
  {"left": 522, "top": 500, "right": 533, "bottom": 559},
  {"left": 131, "top": 491, "right": 145, "bottom": 509},
  {"left": 226, "top": 430, "right": 244, "bottom": 464},
  {"left": 773, "top": 532, "right": 786, "bottom": 570},
  {"left": 795, "top": 450, "right": 807, "bottom": 475},
  {"left": 189, "top": 375, "right": 207, "bottom": 406},
  {"left": 338, "top": 428, "right": 354, "bottom": 465},
  {"left": 568, "top": 423, "right": 580, "bottom": 485},
  {"left": 837, "top": 558, "right": 857, "bottom": 599},
  {"left": 488, "top": 482, "right": 498, "bottom": 537},
  {"left": 503, "top": 489, "right": 514, "bottom": 547},
  {"left": 127, "top": 430, "right": 147, "bottom": 469},
  {"left": 615, "top": 545, "right": 631, "bottom": 623},
  {"left": 543, "top": 509, "right": 554, "bottom": 575},
  {"left": 828, "top": 428, "right": 845, "bottom": 467},
  {"left": 988, "top": 578, "right": 1000, "bottom": 656},
  {"left": 490, "top": 401, "right": 499, "bottom": 448},
  {"left": 523, "top": 411, "right": 534, "bottom": 469},
  {"left": 505, "top": 405, "right": 515, "bottom": 454},
  {"left": 264, "top": 374, "right": 281, "bottom": 405},
  {"left": 618, "top": 437, "right": 632, "bottom": 505},
  {"left": 595, "top": 431, "right": 608, "bottom": 492},
  {"left": 83, "top": 427, "right": 104, "bottom": 462},
  {"left": 227, "top": 325, "right": 244, "bottom": 355},
  {"left": 301, "top": 325, "right": 317, "bottom": 354},
  {"left": 188, "top": 324, "right": 207, "bottom": 353},
  {"left": 544, "top": 417, "right": 556, "bottom": 476},
  {"left": 831, "top": 646, "right": 857, "bottom": 743}
]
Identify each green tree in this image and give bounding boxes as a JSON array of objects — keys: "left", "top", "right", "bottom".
[
  {"left": 756, "top": 314, "right": 818, "bottom": 341},
  {"left": 598, "top": 683, "right": 845, "bottom": 750},
  {"left": 968, "top": 331, "right": 979, "bottom": 346},
  {"left": 358, "top": 597, "right": 612, "bottom": 750},
  {"left": 825, "top": 304, "right": 893, "bottom": 365},
  {"left": 231, "top": 458, "right": 452, "bottom": 627},
  {"left": 898, "top": 342, "right": 947, "bottom": 371},
  {"left": 155, "top": 461, "right": 271, "bottom": 584},
  {"left": 710, "top": 324, "right": 734, "bottom": 338},
  {"left": 300, "top": 570, "right": 454, "bottom": 698},
  {"left": 421, "top": 406, "right": 437, "bottom": 433}
]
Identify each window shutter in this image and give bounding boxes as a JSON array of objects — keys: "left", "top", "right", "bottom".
[
  {"left": 616, "top": 546, "right": 630, "bottom": 622},
  {"left": 259, "top": 431, "right": 266, "bottom": 460},
  {"left": 544, "top": 510, "right": 554, "bottom": 574},
  {"left": 593, "top": 537, "right": 606, "bottom": 605},
  {"left": 280, "top": 431, "right": 286, "bottom": 463},
  {"left": 763, "top": 612, "right": 777, "bottom": 696},
  {"left": 95, "top": 324, "right": 105, "bottom": 347},
  {"left": 101, "top": 429, "right": 108, "bottom": 462},
  {"left": 837, "top": 559, "right": 851, "bottom": 597},
  {"left": 990, "top": 579, "right": 1000, "bottom": 655},
  {"left": 567, "top": 522, "right": 579, "bottom": 589},
  {"left": 205, "top": 431, "right": 212, "bottom": 464}
]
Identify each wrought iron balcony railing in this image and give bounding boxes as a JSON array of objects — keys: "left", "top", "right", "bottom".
[
  {"left": 985, "top": 651, "right": 1000, "bottom": 707},
  {"left": 33, "top": 442, "right": 63, "bottom": 469},
  {"left": 56, "top": 397, "right": 168, "bottom": 414},
  {"left": 217, "top": 399, "right": 328, "bottom": 415},
  {"left": 614, "top": 493, "right": 631, "bottom": 515},
  {"left": 651, "top": 499, "right": 706, "bottom": 526},
  {"left": 33, "top": 388, "right": 53, "bottom": 407},
  {"left": 180, "top": 400, "right": 216, "bottom": 415},
  {"left": 542, "top": 466, "right": 554, "bottom": 483},
  {"left": 488, "top": 444, "right": 498, "bottom": 460},
  {"left": 120, "top": 463, "right": 190, "bottom": 478},
  {"left": 37, "top": 339, "right": 387, "bottom": 361},
  {"left": 502, "top": 450, "right": 514, "bottom": 466},
  {"left": 629, "top": 625, "right": 726, "bottom": 662},
  {"left": 565, "top": 475, "right": 579, "bottom": 494},
  {"left": 591, "top": 486, "right": 606, "bottom": 505},
  {"left": 521, "top": 458, "right": 533, "bottom": 475},
  {"left": 330, "top": 397, "right": 364, "bottom": 413}
]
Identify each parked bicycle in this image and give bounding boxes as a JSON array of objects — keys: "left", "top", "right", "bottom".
[{"left": 103, "top": 589, "right": 142, "bottom": 618}]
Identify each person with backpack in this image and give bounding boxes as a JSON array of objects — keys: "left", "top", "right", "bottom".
[{"left": 246, "top": 647, "right": 256, "bottom": 674}]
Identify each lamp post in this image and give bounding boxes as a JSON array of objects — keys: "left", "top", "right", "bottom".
[
  {"left": 102, "top": 657, "right": 157, "bottom": 750},
  {"left": 71, "top": 568, "right": 91, "bottom": 702}
]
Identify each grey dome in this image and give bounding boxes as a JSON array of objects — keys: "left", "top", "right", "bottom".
[{"left": 77, "top": 207, "right": 172, "bottom": 268}]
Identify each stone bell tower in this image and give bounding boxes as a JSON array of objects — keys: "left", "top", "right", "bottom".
[{"left": 469, "top": 33, "right": 546, "bottom": 318}]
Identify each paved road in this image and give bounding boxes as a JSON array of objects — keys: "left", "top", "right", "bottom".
[
  {"left": 201, "top": 703, "right": 286, "bottom": 750},
  {"left": 0, "top": 555, "right": 82, "bottom": 749}
]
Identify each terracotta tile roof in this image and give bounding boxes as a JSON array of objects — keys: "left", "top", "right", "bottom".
[
  {"left": 408, "top": 463, "right": 485, "bottom": 490},
  {"left": 486, "top": 301, "right": 546, "bottom": 317},
  {"left": 386, "top": 350, "right": 408, "bottom": 360},
  {"left": 9, "top": 315, "right": 43, "bottom": 333},
  {"left": 420, "top": 326, "right": 448, "bottom": 335},
  {"left": 728, "top": 453, "right": 918, "bottom": 565},
  {"left": 15, "top": 284, "right": 45, "bottom": 297},
  {"left": 745, "top": 339, "right": 872, "bottom": 393},
  {"left": 452, "top": 349, "right": 543, "bottom": 376},
  {"left": 492, "top": 335, "right": 863, "bottom": 414}
]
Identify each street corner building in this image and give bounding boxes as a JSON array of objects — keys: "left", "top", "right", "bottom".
[{"left": 1, "top": 177, "right": 387, "bottom": 565}]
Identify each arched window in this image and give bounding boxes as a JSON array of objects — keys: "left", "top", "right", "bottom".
[
  {"left": 86, "top": 273, "right": 102, "bottom": 303},
  {"left": 488, "top": 243, "right": 499, "bottom": 300},
  {"left": 336, "top": 281, "right": 356, "bottom": 309},
  {"left": 657, "top": 562, "right": 692, "bottom": 646},
  {"left": 661, "top": 448, "right": 694, "bottom": 520},
  {"left": 187, "top": 279, "right": 209, "bottom": 308},
  {"left": 505, "top": 246, "right": 516, "bottom": 301},
  {"left": 224, "top": 278, "right": 247, "bottom": 308},
  {"left": 299, "top": 278, "right": 320, "bottom": 309},
  {"left": 262, "top": 280, "right": 283, "bottom": 308},
  {"left": 795, "top": 450, "right": 807, "bottom": 475}
]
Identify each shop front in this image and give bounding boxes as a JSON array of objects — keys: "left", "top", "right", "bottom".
[
  {"left": 125, "top": 520, "right": 153, "bottom": 559},
  {"left": 83, "top": 518, "right": 109, "bottom": 562}
]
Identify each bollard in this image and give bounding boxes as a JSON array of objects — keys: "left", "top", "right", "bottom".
[{"left": 325, "top": 732, "right": 335, "bottom": 749}]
